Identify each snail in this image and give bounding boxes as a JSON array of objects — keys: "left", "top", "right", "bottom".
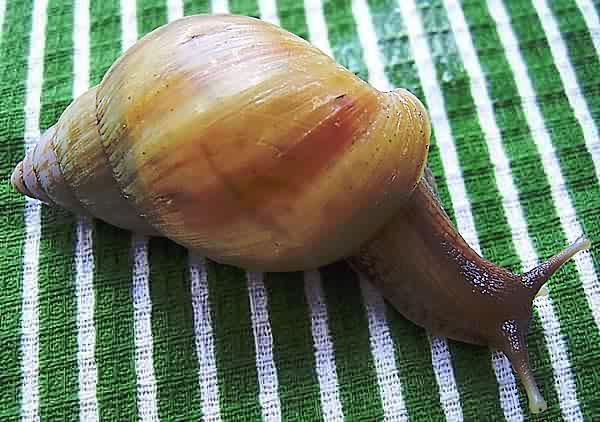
[{"left": 10, "top": 14, "right": 590, "bottom": 414}]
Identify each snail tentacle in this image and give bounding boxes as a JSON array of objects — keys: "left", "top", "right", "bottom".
[{"left": 523, "top": 234, "right": 591, "bottom": 294}]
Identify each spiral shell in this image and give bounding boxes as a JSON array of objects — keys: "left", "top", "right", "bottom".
[{"left": 12, "top": 14, "right": 430, "bottom": 271}]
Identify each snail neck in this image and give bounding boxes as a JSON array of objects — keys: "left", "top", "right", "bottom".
[{"left": 348, "top": 178, "right": 531, "bottom": 344}]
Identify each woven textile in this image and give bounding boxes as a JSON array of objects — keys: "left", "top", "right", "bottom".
[{"left": 1, "top": 0, "right": 599, "bottom": 420}]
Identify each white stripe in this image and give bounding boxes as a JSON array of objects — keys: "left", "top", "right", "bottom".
[
  {"left": 305, "top": 5, "right": 409, "bottom": 418},
  {"left": 120, "top": 3, "right": 159, "bottom": 419},
  {"left": 396, "top": 1, "right": 474, "bottom": 420},
  {"left": 532, "top": 0, "right": 600, "bottom": 181},
  {"left": 429, "top": 336, "right": 462, "bottom": 418},
  {"left": 189, "top": 256, "right": 221, "bottom": 422},
  {"left": 131, "top": 234, "right": 159, "bottom": 422},
  {"left": 445, "top": 1, "right": 583, "bottom": 419},
  {"left": 247, "top": 272, "right": 282, "bottom": 422},
  {"left": 120, "top": 0, "right": 138, "bottom": 50},
  {"left": 211, "top": 0, "right": 229, "bottom": 14},
  {"left": 73, "top": 0, "right": 90, "bottom": 97},
  {"left": 359, "top": 280, "right": 408, "bottom": 421},
  {"left": 350, "top": 0, "right": 391, "bottom": 91},
  {"left": 20, "top": 0, "right": 48, "bottom": 420},
  {"left": 491, "top": 0, "right": 600, "bottom": 415},
  {"left": 74, "top": 216, "right": 98, "bottom": 422},
  {"left": 73, "top": 0, "right": 98, "bottom": 420},
  {"left": 303, "top": 0, "right": 334, "bottom": 57},
  {"left": 575, "top": 0, "right": 600, "bottom": 56},
  {"left": 258, "top": 0, "right": 280, "bottom": 26},
  {"left": 167, "top": 0, "right": 184, "bottom": 21},
  {"left": 304, "top": 270, "right": 344, "bottom": 422}
]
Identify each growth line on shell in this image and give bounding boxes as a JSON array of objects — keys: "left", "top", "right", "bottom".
[
  {"left": 445, "top": 0, "right": 582, "bottom": 416},
  {"left": 19, "top": 0, "right": 49, "bottom": 420}
]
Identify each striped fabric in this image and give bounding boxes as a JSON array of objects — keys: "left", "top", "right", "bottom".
[{"left": 1, "top": 0, "right": 599, "bottom": 420}]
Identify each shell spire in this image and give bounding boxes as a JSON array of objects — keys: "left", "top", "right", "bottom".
[{"left": 10, "top": 86, "right": 157, "bottom": 235}]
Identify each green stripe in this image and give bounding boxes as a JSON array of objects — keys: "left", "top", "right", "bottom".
[
  {"left": 0, "top": 1, "right": 32, "bottom": 420},
  {"left": 320, "top": 262, "right": 384, "bottom": 420},
  {"left": 184, "top": 0, "right": 210, "bottom": 15},
  {"left": 263, "top": 272, "right": 323, "bottom": 421},
  {"left": 148, "top": 238, "right": 201, "bottom": 421},
  {"left": 207, "top": 261, "right": 262, "bottom": 421},
  {"left": 277, "top": 0, "right": 309, "bottom": 40},
  {"left": 137, "top": 0, "right": 168, "bottom": 36},
  {"left": 486, "top": 0, "right": 600, "bottom": 418},
  {"left": 90, "top": 0, "right": 138, "bottom": 419},
  {"left": 323, "top": 0, "right": 369, "bottom": 81},
  {"left": 37, "top": 1, "right": 78, "bottom": 420},
  {"left": 229, "top": 0, "right": 259, "bottom": 17},
  {"left": 92, "top": 221, "right": 137, "bottom": 422}
]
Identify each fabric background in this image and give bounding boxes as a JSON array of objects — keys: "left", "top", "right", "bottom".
[{"left": 1, "top": 0, "right": 599, "bottom": 420}]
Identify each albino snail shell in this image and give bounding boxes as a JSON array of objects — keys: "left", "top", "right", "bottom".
[{"left": 10, "top": 14, "right": 591, "bottom": 414}]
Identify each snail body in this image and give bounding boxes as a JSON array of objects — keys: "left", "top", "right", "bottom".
[{"left": 10, "top": 14, "right": 590, "bottom": 414}]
